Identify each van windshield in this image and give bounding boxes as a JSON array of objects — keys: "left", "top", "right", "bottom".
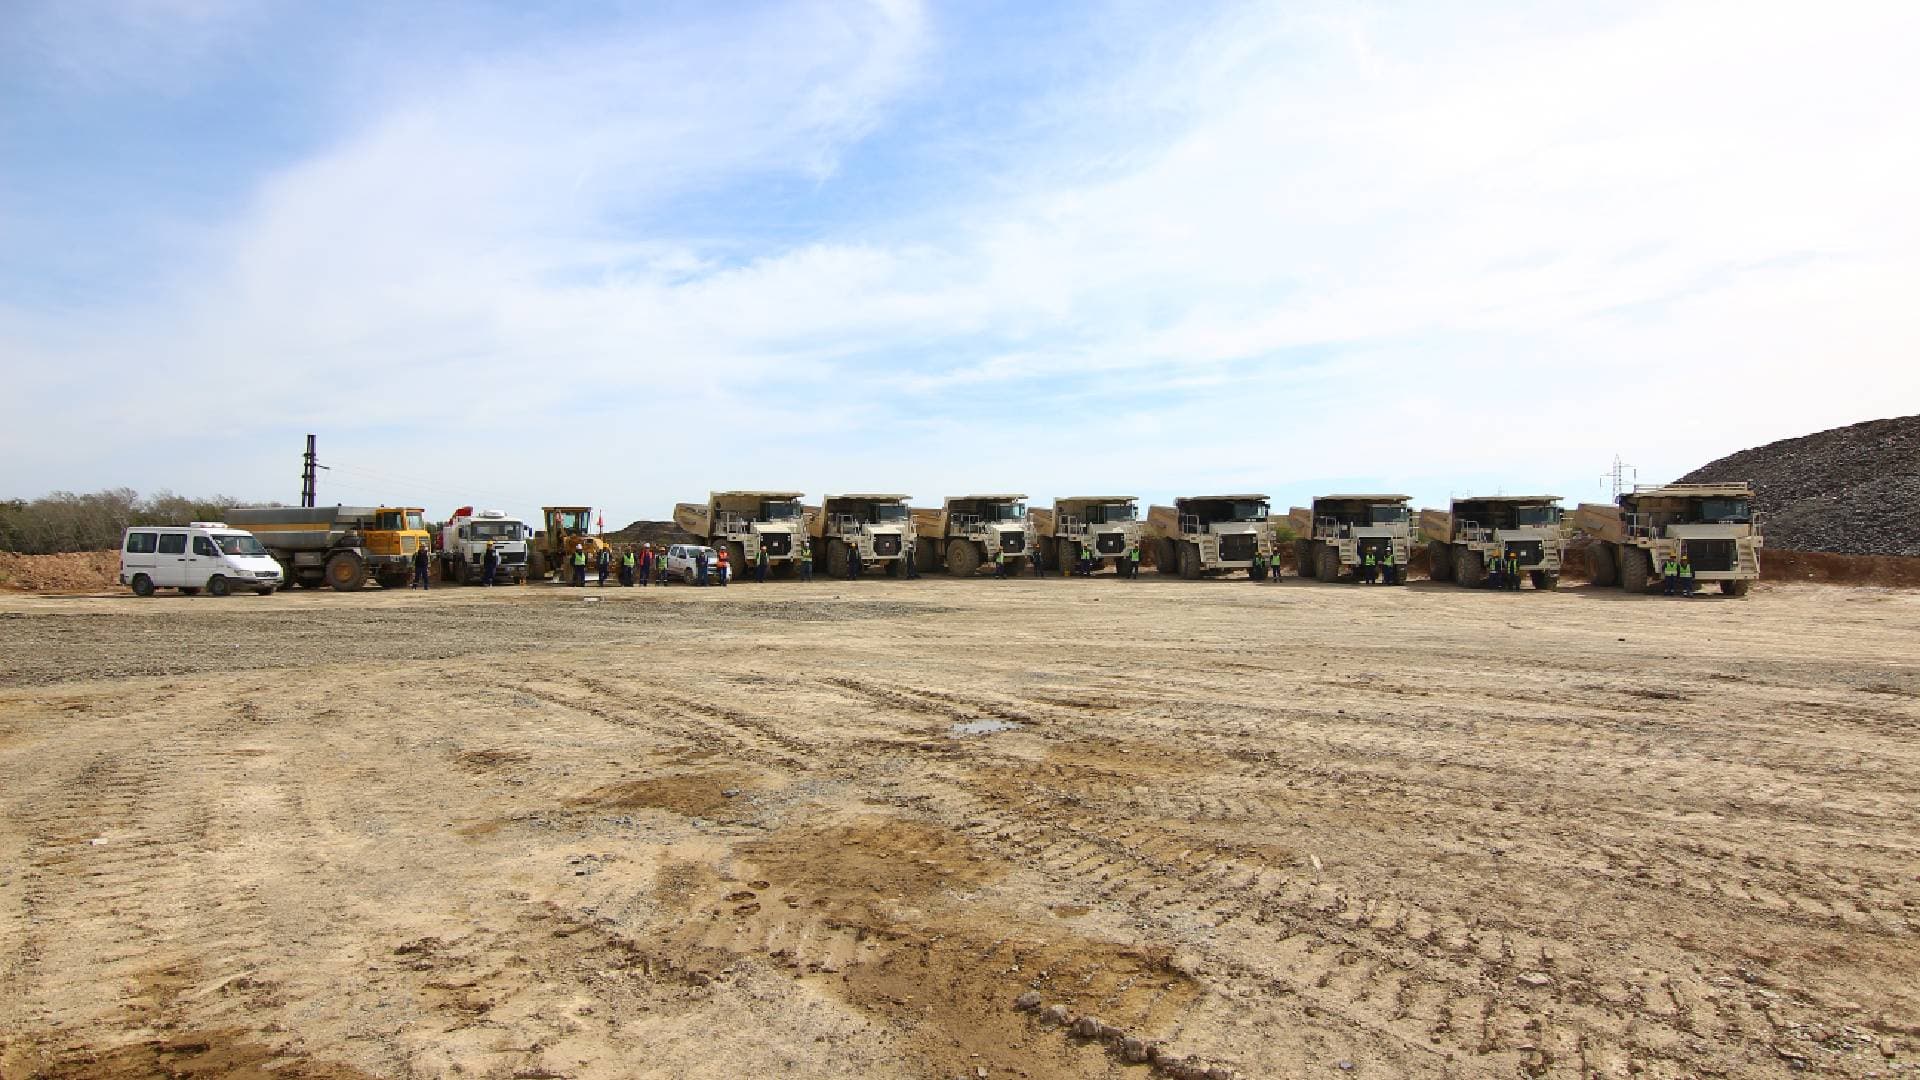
[{"left": 214, "top": 533, "right": 268, "bottom": 557}]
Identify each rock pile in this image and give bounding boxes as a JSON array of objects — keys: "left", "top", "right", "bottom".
[{"left": 1676, "top": 414, "right": 1920, "bottom": 556}]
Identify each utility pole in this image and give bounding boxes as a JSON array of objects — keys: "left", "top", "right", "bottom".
[
  {"left": 1601, "top": 455, "right": 1635, "bottom": 499},
  {"left": 300, "top": 434, "right": 328, "bottom": 508}
]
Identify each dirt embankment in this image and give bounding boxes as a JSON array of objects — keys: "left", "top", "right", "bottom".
[
  {"left": 1559, "top": 540, "right": 1920, "bottom": 588},
  {"left": 0, "top": 550, "right": 119, "bottom": 592}
]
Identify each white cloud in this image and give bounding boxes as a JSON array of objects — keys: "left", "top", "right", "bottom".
[{"left": 3, "top": 0, "right": 1916, "bottom": 526}]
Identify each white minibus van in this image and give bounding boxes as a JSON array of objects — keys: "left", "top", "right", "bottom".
[{"left": 120, "top": 522, "right": 284, "bottom": 597}]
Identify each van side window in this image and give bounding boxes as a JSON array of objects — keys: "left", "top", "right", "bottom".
[
  {"left": 157, "top": 533, "right": 187, "bottom": 555},
  {"left": 125, "top": 532, "right": 157, "bottom": 553},
  {"left": 192, "top": 536, "right": 218, "bottom": 557}
]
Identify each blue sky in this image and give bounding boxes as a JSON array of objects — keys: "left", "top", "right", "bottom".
[{"left": 3, "top": 0, "right": 1917, "bottom": 528}]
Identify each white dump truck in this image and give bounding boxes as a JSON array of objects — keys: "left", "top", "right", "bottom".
[
  {"left": 1424, "top": 496, "right": 1565, "bottom": 589},
  {"left": 910, "top": 495, "right": 1031, "bottom": 576},
  {"left": 438, "top": 507, "right": 531, "bottom": 585},
  {"left": 1576, "top": 483, "right": 1762, "bottom": 596},
  {"left": 813, "top": 494, "right": 915, "bottom": 577},
  {"left": 1295, "top": 494, "right": 1413, "bottom": 584},
  {"left": 1031, "top": 496, "right": 1143, "bottom": 574},
  {"left": 1145, "top": 495, "right": 1274, "bottom": 579},
  {"left": 673, "top": 491, "right": 808, "bottom": 580}
]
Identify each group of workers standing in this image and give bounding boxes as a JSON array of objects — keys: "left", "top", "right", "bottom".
[
  {"left": 1662, "top": 554, "right": 1698, "bottom": 596},
  {"left": 1484, "top": 550, "right": 1527, "bottom": 590},
  {"left": 1358, "top": 549, "right": 1401, "bottom": 585}
]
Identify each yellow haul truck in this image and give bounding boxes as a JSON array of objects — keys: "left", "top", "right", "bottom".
[
  {"left": 1033, "top": 496, "right": 1143, "bottom": 574},
  {"left": 1295, "top": 494, "right": 1413, "bottom": 584},
  {"left": 226, "top": 505, "right": 430, "bottom": 590},
  {"left": 911, "top": 495, "right": 1031, "bottom": 576},
  {"left": 813, "top": 494, "right": 915, "bottom": 577}
]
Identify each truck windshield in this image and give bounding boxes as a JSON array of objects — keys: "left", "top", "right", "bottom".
[
  {"left": 1094, "top": 503, "right": 1137, "bottom": 522},
  {"left": 471, "top": 521, "right": 522, "bottom": 540},
  {"left": 762, "top": 501, "right": 802, "bottom": 520},
  {"left": 874, "top": 504, "right": 907, "bottom": 522},
  {"left": 990, "top": 504, "right": 1025, "bottom": 521},
  {"left": 213, "top": 533, "right": 268, "bottom": 557},
  {"left": 376, "top": 512, "right": 404, "bottom": 531},
  {"left": 406, "top": 512, "right": 426, "bottom": 531},
  {"left": 1514, "top": 506, "right": 1562, "bottom": 527},
  {"left": 1230, "top": 501, "right": 1270, "bottom": 521},
  {"left": 1370, "top": 506, "right": 1410, "bottom": 525},
  {"left": 1698, "top": 498, "right": 1752, "bottom": 523}
]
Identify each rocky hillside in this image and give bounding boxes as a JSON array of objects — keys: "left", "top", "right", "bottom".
[{"left": 1677, "top": 414, "right": 1920, "bottom": 556}]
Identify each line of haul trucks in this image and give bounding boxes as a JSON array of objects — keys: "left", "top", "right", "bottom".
[{"left": 146, "top": 484, "right": 1762, "bottom": 598}]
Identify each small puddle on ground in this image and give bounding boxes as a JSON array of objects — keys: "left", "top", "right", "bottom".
[{"left": 948, "top": 719, "right": 1020, "bottom": 737}]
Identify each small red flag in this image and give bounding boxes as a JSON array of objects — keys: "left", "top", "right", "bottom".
[{"left": 596, "top": 513, "right": 604, "bottom": 532}]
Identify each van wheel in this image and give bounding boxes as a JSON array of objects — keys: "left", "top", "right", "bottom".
[
  {"left": 206, "top": 575, "right": 231, "bottom": 597},
  {"left": 131, "top": 574, "right": 155, "bottom": 597}
]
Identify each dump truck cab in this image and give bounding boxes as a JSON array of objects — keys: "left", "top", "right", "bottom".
[
  {"left": 674, "top": 491, "right": 808, "bottom": 580},
  {"left": 1298, "top": 495, "right": 1413, "bottom": 583},
  {"left": 1577, "top": 483, "right": 1762, "bottom": 595},
  {"left": 1036, "top": 496, "right": 1141, "bottom": 573},
  {"left": 912, "top": 495, "right": 1030, "bottom": 576},
  {"left": 1147, "top": 495, "right": 1273, "bottom": 579},
  {"left": 1426, "top": 496, "right": 1564, "bottom": 589},
  {"left": 814, "top": 494, "right": 915, "bottom": 577},
  {"left": 531, "top": 506, "right": 609, "bottom": 580}
]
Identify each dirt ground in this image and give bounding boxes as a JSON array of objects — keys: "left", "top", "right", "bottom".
[{"left": 1, "top": 576, "right": 1916, "bottom": 1080}]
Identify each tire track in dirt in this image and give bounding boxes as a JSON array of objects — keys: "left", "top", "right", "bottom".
[{"left": 916, "top": 764, "right": 1787, "bottom": 1079}]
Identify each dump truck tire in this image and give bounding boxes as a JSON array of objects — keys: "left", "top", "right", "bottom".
[
  {"left": 1454, "top": 546, "right": 1486, "bottom": 588},
  {"left": 726, "top": 541, "right": 748, "bottom": 581},
  {"left": 1155, "top": 538, "right": 1180, "bottom": 576},
  {"left": 1295, "top": 540, "right": 1317, "bottom": 579},
  {"left": 1587, "top": 542, "right": 1616, "bottom": 587},
  {"left": 827, "top": 541, "right": 850, "bottom": 579},
  {"left": 1719, "top": 579, "right": 1752, "bottom": 597},
  {"left": 1058, "top": 540, "right": 1078, "bottom": 572},
  {"left": 915, "top": 539, "right": 941, "bottom": 574},
  {"left": 1530, "top": 570, "right": 1558, "bottom": 591},
  {"left": 1428, "top": 542, "right": 1453, "bottom": 581},
  {"left": 1036, "top": 537, "right": 1056, "bottom": 572},
  {"left": 1619, "top": 546, "right": 1651, "bottom": 592},
  {"left": 1178, "top": 542, "right": 1202, "bottom": 580},
  {"left": 1318, "top": 544, "right": 1341, "bottom": 582},
  {"left": 325, "top": 552, "right": 368, "bottom": 591},
  {"left": 946, "top": 541, "right": 981, "bottom": 577},
  {"left": 528, "top": 550, "right": 548, "bottom": 579}
]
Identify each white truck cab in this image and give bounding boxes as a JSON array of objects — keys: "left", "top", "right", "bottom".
[{"left": 121, "top": 522, "right": 284, "bottom": 597}]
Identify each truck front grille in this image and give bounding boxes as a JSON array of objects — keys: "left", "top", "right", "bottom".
[
  {"left": 500, "top": 552, "right": 525, "bottom": 565},
  {"left": 1095, "top": 532, "right": 1125, "bottom": 555},
  {"left": 1508, "top": 540, "right": 1543, "bottom": 566},
  {"left": 1219, "top": 534, "right": 1256, "bottom": 561},
  {"left": 760, "top": 534, "right": 792, "bottom": 556},
  {"left": 873, "top": 534, "right": 901, "bottom": 556},
  {"left": 1684, "top": 539, "right": 1734, "bottom": 571},
  {"left": 999, "top": 533, "right": 1026, "bottom": 554}
]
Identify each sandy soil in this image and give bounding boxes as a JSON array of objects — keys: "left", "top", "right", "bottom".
[{"left": 0, "top": 576, "right": 1916, "bottom": 1079}]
